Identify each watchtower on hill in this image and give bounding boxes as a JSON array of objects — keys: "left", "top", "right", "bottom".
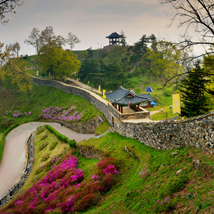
[{"left": 106, "top": 32, "right": 121, "bottom": 46}]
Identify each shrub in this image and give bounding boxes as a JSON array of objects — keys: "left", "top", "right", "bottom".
[
  {"left": 37, "top": 127, "right": 45, "bottom": 135},
  {"left": 40, "top": 134, "right": 48, "bottom": 141},
  {"left": 49, "top": 142, "right": 58, "bottom": 150},
  {"left": 1, "top": 155, "right": 120, "bottom": 214},
  {"left": 45, "top": 125, "right": 76, "bottom": 147},
  {"left": 39, "top": 142, "right": 48, "bottom": 151},
  {"left": 159, "top": 175, "right": 189, "bottom": 197},
  {"left": 68, "top": 140, "right": 76, "bottom": 148},
  {"left": 41, "top": 153, "right": 50, "bottom": 162}
]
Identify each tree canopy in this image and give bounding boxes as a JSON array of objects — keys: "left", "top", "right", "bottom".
[
  {"left": 38, "top": 45, "right": 81, "bottom": 80},
  {"left": 179, "top": 62, "right": 211, "bottom": 117}
]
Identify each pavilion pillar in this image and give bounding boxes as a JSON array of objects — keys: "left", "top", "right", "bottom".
[
  {"left": 138, "top": 105, "right": 140, "bottom": 112},
  {"left": 121, "top": 106, "right": 123, "bottom": 113}
]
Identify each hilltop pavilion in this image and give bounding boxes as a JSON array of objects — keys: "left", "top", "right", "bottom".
[{"left": 106, "top": 32, "right": 121, "bottom": 46}]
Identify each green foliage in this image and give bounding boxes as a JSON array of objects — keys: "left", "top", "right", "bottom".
[
  {"left": 40, "top": 134, "right": 48, "bottom": 141},
  {"left": 41, "top": 153, "right": 50, "bottom": 161},
  {"left": 180, "top": 62, "right": 211, "bottom": 117},
  {"left": 45, "top": 125, "right": 76, "bottom": 148},
  {"left": 159, "top": 175, "right": 189, "bottom": 197},
  {"left": 95, "top": 121, "right": 111, "bottom": 135},
  {"left": 49, "top": 142, "right": 58, "bottom": 150},
  {"left": 68, "top": 140, "right": 76, "bottom": 148},
  {"left": 39, "top": 142, "right": 48, "bottom": 151},
  {"left": 0, "top": 123, "right": 19, "bottom": 162},
  {"left": 38, "top": 45, "right": 81, "bottom": 80},
  {"left": 0, "top": 84, "right": 102, "bottom": 133}
]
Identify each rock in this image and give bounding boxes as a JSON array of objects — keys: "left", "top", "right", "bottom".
[
  {"left": 193, "top": 159, "right": 201, "bottom": 170},
  {"left": 176, "top": 169, "right": 182, "bottom": 175}
]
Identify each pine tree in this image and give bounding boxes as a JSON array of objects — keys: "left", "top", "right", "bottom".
[{"left": 180, "top": 62, "right": 210, "bottom": 118}]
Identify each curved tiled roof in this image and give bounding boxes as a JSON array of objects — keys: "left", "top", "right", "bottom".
[
  {"left": 106, "top": 32, "right": 121, "bottom": 39},
  {"left": 138, "top": 93, "right": 154, "bottom": 102},
  {"left": 105, "top": 86, "right": 148, "bottom": 105}
]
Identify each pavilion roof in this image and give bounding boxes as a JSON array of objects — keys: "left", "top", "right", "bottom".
[
  {"left": 105, "top": 86, "right": 148, "bottom": 106},
  {"left": 106, "top": 32, "right": 121, "bottom": 39},
  {"left": 138, "top": 93, "right": 154, "bottom": 102}
]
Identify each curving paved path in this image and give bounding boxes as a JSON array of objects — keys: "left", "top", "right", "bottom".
[{"left": 0, "top": 122, "right": 95, "bottom": 198}]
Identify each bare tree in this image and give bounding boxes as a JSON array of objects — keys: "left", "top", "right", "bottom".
[
  {"left": 66, "top": 32, "right": 81, "bottom": 50},
  {"left": 0, "top": 0, "right": 23, "bottom": 23},
  {"left": 158, "top": 0, "right": 214, "bottom": 59},
  {"left": 24, "top": 28, "right": 41, "bottom": 54},
  {"left": 9, "top": 41, "right": 20, "bottom": 56}
]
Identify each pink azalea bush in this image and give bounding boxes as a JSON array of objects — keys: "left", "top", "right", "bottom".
[
  {"left": 0, "top": 155, "right": 120, "bottom": 214},
  {"left": 41, "top": 106, "right": 83, "bottom": 122}
]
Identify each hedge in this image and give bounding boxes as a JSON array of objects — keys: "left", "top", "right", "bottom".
[
  {"left": 45, "top": 125, "right": 76, "bottom": 148},
  {"left": 0, "top": 123, "right": 19, "bottom": 162}
]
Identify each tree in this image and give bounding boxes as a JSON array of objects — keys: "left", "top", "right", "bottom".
[
  {"left": 9, "top": 41, "right": 20, "bottom": 56},
  {"left": 66, "top": 32, "right": 81, "bottom": 50},
  {"left": 157, "top": 0, "right": 214, "bottom": 95},
  {"left": 25, "top": 26, "right": 68, "bottom": 54},
  {"left": 0, "top": 42, "right": 11, "bottom": 97},
  {"left": 147, "top": 41, "right": 182, "bottom": 80},
  {"left": 24, "top": 28, "right": 41, "bottom": 54},
  {"left": 0, "top": 0, "right": 22, "bottom": 23},
  {"left": 158, "top": 0, "right": 214, "bottom": 58},
  {"left": 120, "top": 30, "right": 127, "bottom": 47},
  {"left": 38, "top": 45, "right": 81, "bottom": 80},
  {"left": 179, "top": 61, "right": 210, "bottom": 118},
  {"left": 6, "top": 58, "right": 33, "bottom": 104}
]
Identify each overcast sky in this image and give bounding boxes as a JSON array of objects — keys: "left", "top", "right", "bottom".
[{"left": 0, "top": 0, "right": 195, "bottom": 56}]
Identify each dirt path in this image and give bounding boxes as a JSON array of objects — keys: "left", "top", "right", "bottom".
[{"left": 0, "top": 122, "right": 95, "bottom": 198}]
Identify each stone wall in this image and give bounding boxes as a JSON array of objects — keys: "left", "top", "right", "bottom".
[
  {"left": 51, "top": 116, "right": 101, "bottom": 134},
  {"left": 32, "top": 76, "right": 214, "bottom": 154},
  {"left": 0, "top": 133, "right": 34, "bottom": 207},
  {"left": 114, "top": 112, "right": 214, "bottom": 154}
]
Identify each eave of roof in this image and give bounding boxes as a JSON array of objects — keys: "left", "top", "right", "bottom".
[
  {"left": 105, "top": 86, "right": 148, "bottom": 105},
  {"left": 106, "top": 32, "right": 121, "bottom": 39}
]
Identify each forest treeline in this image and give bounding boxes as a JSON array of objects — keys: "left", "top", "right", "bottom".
[{"left": 77, "top": 34, "right": 185, "bottom": 90}]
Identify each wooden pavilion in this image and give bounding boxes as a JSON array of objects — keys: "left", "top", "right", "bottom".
[
  {"left": 106, "top": 32, "right": 121, "bottom": 46},
  {"left": 105, "top": 86, "right": 149, "bottom": 113}
]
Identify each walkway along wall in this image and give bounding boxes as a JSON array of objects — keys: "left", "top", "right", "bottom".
[
  {"left": 0, "top": 133, "right": 34, "bottom": 207},
  {"left": 32, "top": 76, "right": 214, "bottom": 154}
]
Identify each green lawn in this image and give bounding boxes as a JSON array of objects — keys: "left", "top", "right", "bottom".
[{"left": 0, "top": 84, "right": 102, "bottom": 133}]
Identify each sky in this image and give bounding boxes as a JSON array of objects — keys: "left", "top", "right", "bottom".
[{"left": 0, "top": 0, "right": 199, "bottom": 56}]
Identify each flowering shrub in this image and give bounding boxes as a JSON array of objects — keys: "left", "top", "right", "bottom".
[
  {"left": 37, "top": 127, "right": 45, "bottom": 135},
  {"left": 12, "top": 111, "right": 32, "bottom": 118},
  {"left": 41, "top": 154, "right": 50, "bottom": 162},
  {"left": 139, "top": 166, "right": 149, "bottom": 178},
  {"left": 41, "top": 106, "right": 83, "bottom": 122},
  {"left": 40, "top": 134, "right": 48, "bottom": 141},
  {"left": 154, "top": 197, "right": 175, "bottom": 212},
  {"left": 1, "top": 155, "right": 120, "bottom": 213},
  {"left": 49, "top": 142, "right": 58, "bottom": 150},
  {"left": 39, "top": 142, "right": 48, "bottom": 151}
]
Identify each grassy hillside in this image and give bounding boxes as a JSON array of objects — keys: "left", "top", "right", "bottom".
[
  {"left": 2, "top": 127, "right": 214, "bottom": 213},
  {"left": 0, "top": 84, "right": 103, "bottom": 133},
  {"left": 23, "top": 53, "right": 175, "bottom": 107}
]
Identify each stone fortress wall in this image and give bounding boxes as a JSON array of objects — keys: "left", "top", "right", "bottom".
[{"left": 32, "top": 76, "right": 214, "bottom": 154}]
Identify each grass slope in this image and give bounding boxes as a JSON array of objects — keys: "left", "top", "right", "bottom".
[
  {"left": 0, "top": 84, "right": 102, "bottom": 133},
  {"left": 77, "top": 132, "right": 214, "bottom": 213}
]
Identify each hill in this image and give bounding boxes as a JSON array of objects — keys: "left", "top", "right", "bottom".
[
  {"left": 1, "top": 126, "right": 214, "bottom": 213},
  {"left": 0, "top": 83, "right": 104, "bottom": 133}
]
